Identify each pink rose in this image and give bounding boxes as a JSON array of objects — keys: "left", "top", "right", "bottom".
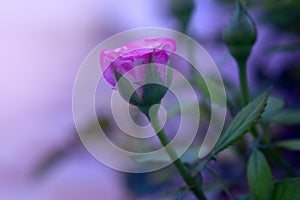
[{"left": 100, "top": 37, "right": 176, "bottom": 87}]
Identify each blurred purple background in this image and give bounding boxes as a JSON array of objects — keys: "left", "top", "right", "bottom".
[{"left": 1, "top": 0, "right": 299, "bottom": 199}]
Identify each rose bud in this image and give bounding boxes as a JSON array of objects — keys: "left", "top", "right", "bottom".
[
  {"left": 100, "top": 37, "right": 176, "bottom": 115},
  {"left": 223, "top": 0, "right": 257, "bottom": 63},
  {"left": 171, "top": 0, "right": 195, "bottom": 31}
]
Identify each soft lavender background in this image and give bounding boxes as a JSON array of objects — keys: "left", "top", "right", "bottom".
[
  {"left": 1, "top": 0, "right": 298, "bottom": 199},
  {"left": 0, "top": 1, "right": 178, "bottom": 199}
]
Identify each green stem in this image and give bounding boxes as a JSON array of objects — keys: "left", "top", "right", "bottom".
[
  {"left": 148, "top": 111, "right": 207, "bottom": 200},
  {"left": 237, "top": 61, "right": 249, "bottom": 105},
  {"left": 251, "top": 127, "right": 259, "bottom": 138},
  {"left": 206, "top": 167, "right": 234, "bottom": 200},
  {"left": 237, "top": 60, "right": 260, "bottom": 138}
]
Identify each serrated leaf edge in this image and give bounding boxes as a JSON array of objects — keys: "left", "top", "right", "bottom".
[{"left": 211, "top": 92, "right": 269, "bottom": 156}]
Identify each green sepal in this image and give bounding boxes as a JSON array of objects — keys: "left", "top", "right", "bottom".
[
  {"left": 142, "top": 51, "right": 168, "bottom": 107},
  {"left": 113, "top": 67, "right": 142, "bottom": 106}
]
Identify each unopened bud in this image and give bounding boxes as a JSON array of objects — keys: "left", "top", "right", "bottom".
[
  {"left": 223, "top": 1, "right": 257, "bottom": 62},
  {"left": 171, "top": 0, "right": 194, "bottom": 30}
]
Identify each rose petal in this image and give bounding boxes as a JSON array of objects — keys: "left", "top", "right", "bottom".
[{"left": 100, "top": 37, "right": 176, "bottom": 87}]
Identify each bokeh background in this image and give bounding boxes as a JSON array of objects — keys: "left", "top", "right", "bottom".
[{"left": 1, "top": 0, "right": 300, "bottom": 199}]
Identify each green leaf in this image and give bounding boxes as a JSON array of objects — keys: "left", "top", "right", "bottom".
[
  {"left": 113, "top": 67, "right": 142, "bottom": 106},
  {"left": 274, "top": 140, "right": 300, "bottom": 151},
  {"left": 210, "top": 92, "right": 268, "bottom": 156},
  {"left": 272, "top": 109, "right": 300, "bottom": 125},
  {"left": 262, "top": 96, "right": 284, "bottom": 121},
  {"left": 247, "top": 149, "right": 274, "bottom": 200},
  {"left": 273, "top": 178, "right": 300, "bottom": 200}
]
